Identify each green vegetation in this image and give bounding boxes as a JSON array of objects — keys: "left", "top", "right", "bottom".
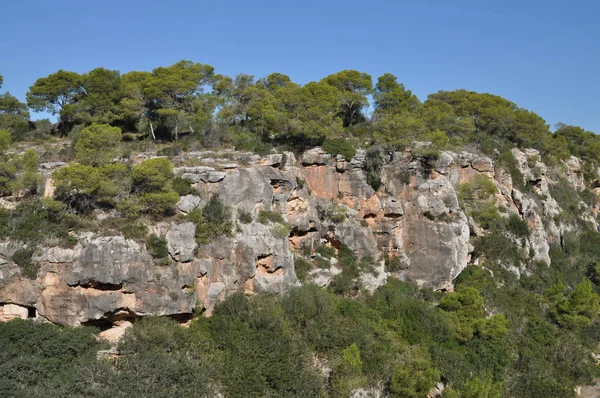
[
  {"left": 186, "top": 194, "right": 232, "bottom": 244},
  {"left": 146, "top": 234, "right": 170, "bottom": 265},
  {"left": 74, "top": 124, "right": 122, "bottom": 166},
  {"left": 237, "top": 209, "right": 253, "bottom": 224},
  {"left": 1, "top": 60, "right": 593, "bottom": 167},
  {"left": 257, "top": 209, "right": 285, "bottom": 224},
  {"left": 2, "top": 252, "right": 600, "bottom": 398},
  {"left": 294, "top": 256, "right": 312, "bottom": 283}
]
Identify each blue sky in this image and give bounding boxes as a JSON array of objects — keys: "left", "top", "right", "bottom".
[{"left": 1, "top": 0, "right": 599, "bottom": 132}]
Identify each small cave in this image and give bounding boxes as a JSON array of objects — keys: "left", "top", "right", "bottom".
[
  {"left": 256, "top": 254, "right": 283, "bottom": 275},
  {"left": 82, "top": 318, "right": 114, "bottom": 332},
  {"left": 0, "top": 303, "right": 37, "bottom": 321},
  {"left": 69, "top": 279, "right": 123, "bottom": 291},
  {"left": 270, "top": 178, "right": 294, "bottom": 194},
  {"left": 528, "top": 178, "right": 542, "bottom": 187},
  {"left": 289, "top": 226, "right": 318, "bottom": 238},
  {"left": 82, "top": 308, "right": 140, "bottom": 331},
  {"left": 384, "top": 212, "right": 403, "bottom": 219}
]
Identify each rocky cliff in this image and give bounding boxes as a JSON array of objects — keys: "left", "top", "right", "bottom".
[{"left": 0, "top": 145, "right": 596, "bottom": 340}]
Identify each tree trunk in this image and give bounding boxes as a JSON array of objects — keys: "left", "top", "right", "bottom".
[{"left": 149, "top": 121, "right": 156, "bottom": 140}]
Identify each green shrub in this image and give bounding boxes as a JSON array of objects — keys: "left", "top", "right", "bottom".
[
  {"left": 423, "top": 211, "right": 436, "bottom": 221},
  {"left": 294, "top": 257, "right": 312, "bottom": 283},
  {"left": 132, "top": 158, "right": 174, "bottom": 194},
  {"left": 139, "top": 191, "right": 179, "bottom": 217},
  {"left": 74, "top": 123, "right": 122, "bottom": 166},
  {"left": 413, "top": 145, "right": 440, "bottom": 168},
  {"left": 365, "top": 147, "right": 383, "bottom": 191},
  {"left": 238, "top": 210, "right": 253, "bottom": 224},
  {"left": 121, "top": 221, "right": 148, "bottom": 241},
  {"left": 470, "top": 203, "right": 502, "bottom": 230},
  {"left": 332, "top": 343, "right": 366, "bottom": 397},
  {"left": 322, "top": 137, "right": 356, "bottom": 160},
  {"left": 315, "top": 256, "right": 331, "bottom": 269},
  {"left": 171, "top": 176, "right": 195, "bottom": 196},
  {"left": 12, "top": 247, "right": 39, "bottom": 279},
  {"left": 17, "top": 170, "right": 42, "bottom": 195},
  {"left": 258, "top": 209, "right": 285, "bottom": 224},
  {"left": 53, "top": 163, "right": 131, "bottom": 212},
  {"left": 0, "top": 198, "right": 78, "bottom": 248},
  {"left": 157, "top": 145, "right": 182, "bottom": 157},
  {"left": 146, "top": 234, "right": 169, "bottom": 261},
  {"left": 271, "top": 223, "right": 290, "bottom": 238},
  {"left": 189, "top": 195, "right": 233, "bottom": 244},
  {"left": 397, "top": 170, "right": 411, "bottom": 185},
  {"left": 0, "top": 129, "right": 11, "bottom": 152},
  {"left": 498, "top": 150, "right": 524, "bottom": 188},
  {"left": 389, "top": 347, "right": 440, "bottom": 398},
  {"left": 385, "top": 255, "right": 405, "bottom": 272},
  {"left": 505, "top": 213, "right": 530, "bottom": 238},
  {"left": 316, "top": 244, "right": 336, "bottom": 259},
  {"left": 117, "top": 197, "right": 143, "bottom": 219}
]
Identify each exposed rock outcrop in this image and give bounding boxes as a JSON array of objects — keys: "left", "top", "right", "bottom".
[{"left": 1, "top": 145, "right": 597, "bottom": 335}]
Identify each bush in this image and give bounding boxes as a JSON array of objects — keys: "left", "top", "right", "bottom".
[
  {"left": 385, "top": 255, "right": 405, "bottom": 272},
  {"left": 365, "top": 147, "right": 383, "bottom": 191},
  {"left": 53, "top": 163, "right": 131, "bottom": 212},
  {"left": 189, "top": 195, "right": 233, "bottom": 244},
  {"left": 12, "top": 247, "right": 39, "bottom": 279},
  {"left": 117, "top": 196, "right": 143, "bottom": 219},
  {"left": 322, "top": 137, "right": 356, "bottom": 160},
  {"left": 146, "top": 234, "right": 170, "bottom": 265},
  {"left": 121, "top": 221, "right": 148, "bottom": 241},
  {"left": 157, "top": 145, "right": 182, "bottom": 157},
  {"left": 74, "top": 123, "right": 122, "bottom": 166},
  {"left": 238, "top": 210, "right": 252, "bottom": 224},
  {"left": 271, "top": 223, "right": 291, "bottom": 238},
  {"left": 0, "top": 198, "right": 77, "bottom": 247},
  {"left": 139, "top": 191, "right": 179, "bottom": 217},
  {"left": 332, "top": 343, "right": 367, "bottom": 397},
  {"left": 0, "top": 129, "right": 11, "bottom": 152},
  {"left": 294, "top": 257, "right": 312, "bottom": 283},
  {"left": 171, "top": 176, "right": 195, "bottom": 196},
  {"left": 257, "top": 209, "right": 285, "bottom": 224},
  {"left": 316, "top": 244, "right": 336, "bottom": 259},
  {"left": 132, "top": 158, "right": 174, "bottom": 194},
  {"left": 505, "top": 213, "right": 530, "bottom": 238}
]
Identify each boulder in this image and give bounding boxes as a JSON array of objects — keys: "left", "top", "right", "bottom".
[
  {"left": 166, "top": 222, "right": 197, "bottom": 263},
  {"left": 177, "top": 195, "right": 202, "bottom": 213}
]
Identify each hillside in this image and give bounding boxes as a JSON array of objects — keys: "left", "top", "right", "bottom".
[{"left": 0, "top": 64, "right": 600, "bottom": 397}]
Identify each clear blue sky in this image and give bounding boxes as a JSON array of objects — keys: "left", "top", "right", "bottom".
[{"left": 1, "top": 0, "right": 599, "bottom": 132}]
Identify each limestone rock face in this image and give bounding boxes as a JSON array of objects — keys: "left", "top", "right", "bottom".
[
  {"left": 1, "top": 146, "right": 596, "bottom": 334},
  {"left": 166, "top": 222, "right": 197, "bottom": 263},
  {"left": 177, "top": 195, "right": 202, "bottom": 213},
  {"left": 301, "top": 147, "right": 332, "bottom": 165}
]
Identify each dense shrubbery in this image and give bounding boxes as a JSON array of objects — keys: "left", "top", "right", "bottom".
[
  {"left": 53, "top": 124, "right": 181, "bottom": 218},
  {"left": 2, "top": 258, "right": 599, "bottom": 398}
]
